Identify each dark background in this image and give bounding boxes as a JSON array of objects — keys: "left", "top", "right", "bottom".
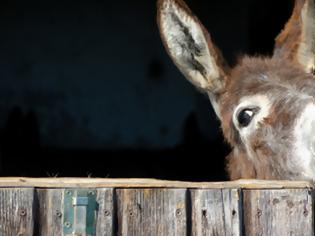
[{"left": 0, "top": 0, "right": 293, "bottom": 181}]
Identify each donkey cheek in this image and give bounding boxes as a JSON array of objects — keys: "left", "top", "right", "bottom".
[
  {"left": 250, "top": 138, "right": 273, "bottom": 157},
  {"left": 251, "top": 139, "right": 262, "bottom": 152},
  {"left": 256, "top": 146, "right": 273, "bottom": 158}
]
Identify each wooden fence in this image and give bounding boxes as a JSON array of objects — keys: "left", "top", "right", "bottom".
[{"left": 0, "top": 178, "right": 313, "bottom": 235}]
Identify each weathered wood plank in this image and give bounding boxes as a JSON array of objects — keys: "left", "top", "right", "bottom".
[
  {"left": 243, "top": 189, "right": 314, "bottom": 236},
  {"left": 36, "top": 189, "right": 63, "bottom": 236},
  {"left": 0, "top": 188, "right": 35, "bottom": 236},
  {"left": 0, "top": 177, "right": 312, "bottom": 189},
  {"left": 116, "top": 188, "right": 187, "bottom": 236},
  {"left": 191, "top": 189, "right": 241, "bottom": 236},
  {"left": 96, "top": 188, "right": 114, "bottom": 236},
  {"left": 37, "top": 188, "right": 115, "bottom": 236}
]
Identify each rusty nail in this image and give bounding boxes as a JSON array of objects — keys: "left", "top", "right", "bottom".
[
  {"left": 20, "top": 209, "right": 26, "bottom": 216},
  {"left": 64, "top": 221, "right": 72, "bottom": 228},
  {"left": 176, "top": 209, "right": 182, "bottom": 216},
  {"left": 257, "top": 209, "right": 262, "bottom": 217},
  {"left": 56, "top": 211, "right": 62, "bottom": 218}
]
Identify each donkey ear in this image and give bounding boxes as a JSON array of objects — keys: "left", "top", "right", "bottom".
[
  {"left": 157, "top": 0, "right": 229, "bottom": 94},
  {"left": 273, "top": 0, "right": 315, "bottom": 73}
]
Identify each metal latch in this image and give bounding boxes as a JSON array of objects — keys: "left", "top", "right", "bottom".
[{"left": 63, "top": 189, "right": 98, "bottom": 236}]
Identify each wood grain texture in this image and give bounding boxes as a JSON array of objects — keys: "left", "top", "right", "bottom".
[
  {"left": 36, "top": 189, "right": 63, "bottom": 236},
  {"left": 0, "top": 177, "right": 312, "bottom": 189},
  {"left": 191, "top": 189, "right": 241, "bottom": 236},
  {"left": 96, "top": 188, "right": 114, "bottom": 236},
  {"left": 0, "top": 188, "right": 35, "bottom": 236},
  {"left": 243, "top": 189, "right": 314, "bottom": 236},
  {"left": 116, "top": 188, "right": 187, "bottom": 236}
]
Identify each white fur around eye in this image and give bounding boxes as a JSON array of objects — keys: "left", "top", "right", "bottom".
[
  {"left": 232, "top": 94, "right": 271, "bottom": 161},
  {"left": 233, "top": 94, "right": 271, "bottom": 136}
]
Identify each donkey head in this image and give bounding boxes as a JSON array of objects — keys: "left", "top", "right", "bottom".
[{"left": 157, "top": 0, "right": 315, "bottom": 180}]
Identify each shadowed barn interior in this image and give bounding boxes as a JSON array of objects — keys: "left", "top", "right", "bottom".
[{"left": 0, "top": 0, "right": 293, "bottom": 180}]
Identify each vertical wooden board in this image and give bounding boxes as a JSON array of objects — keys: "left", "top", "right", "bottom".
[
  {"left": 191, "top": 189, "right": 241, "bottom": 236},
  {"left": 96, "top": 188, "right": 114, "bottom": 236},
  {"left": 36, "top": 189, "right": 63, "bottom": 236},
  {"left": 37, "top": 188, "right": 115, "bottom": 236},
  {"left": 243, "top": 189, "right": 314, "bottom": 236},
  {"left": 0, "top": 188, "right": 35, "bottom": 236},
  {"left": 116, "top": 188, "right": 187, "bottom": 236}
]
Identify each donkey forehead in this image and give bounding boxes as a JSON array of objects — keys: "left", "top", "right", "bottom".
[
  {"left": 219, "top": 58, "right": 315, "bottom": 123},
  {"left": 222, "top": 81, "right": 315, "bottom": 118},
  {"left": 224, "top": 58, "right": 315, "bottom": 99}
]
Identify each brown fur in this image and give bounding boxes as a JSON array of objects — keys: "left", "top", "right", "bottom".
[
  {"left": 274, "top": 0, "right": 304, "bottom": 61},
  {"left": 220, "top": 57, "right": 315, "bottom": 179},
  {"left": 157, "top": 0, "right": 315, "bottom": 180}
]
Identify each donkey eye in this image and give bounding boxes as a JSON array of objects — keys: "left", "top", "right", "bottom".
[{"left": 237, "top": 108, "right": 256, "bottom": 127}]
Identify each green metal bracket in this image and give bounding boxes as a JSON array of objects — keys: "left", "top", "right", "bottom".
[{"left": 63, "top": 189, "right": 98, "bottom": 236}]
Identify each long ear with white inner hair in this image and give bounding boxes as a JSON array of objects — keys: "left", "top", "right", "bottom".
[
  {"left": 273, "top": 0, "right": 315, "bottom": 73},
  {"left": 157, "top": 0, "right": 229, "bottom": 94}
]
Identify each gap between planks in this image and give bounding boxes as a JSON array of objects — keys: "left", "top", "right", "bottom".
[{"left": 0, "top": 178, "right": 312, "bottom": 189}]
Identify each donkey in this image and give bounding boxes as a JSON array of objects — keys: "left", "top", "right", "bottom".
[{"left": 157, "top": 0, "right": 315, "bottom": 180}]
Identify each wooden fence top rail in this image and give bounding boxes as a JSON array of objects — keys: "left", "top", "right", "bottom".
[{"left": 0, "top": 177, "right": 313, "bottom": 189}]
